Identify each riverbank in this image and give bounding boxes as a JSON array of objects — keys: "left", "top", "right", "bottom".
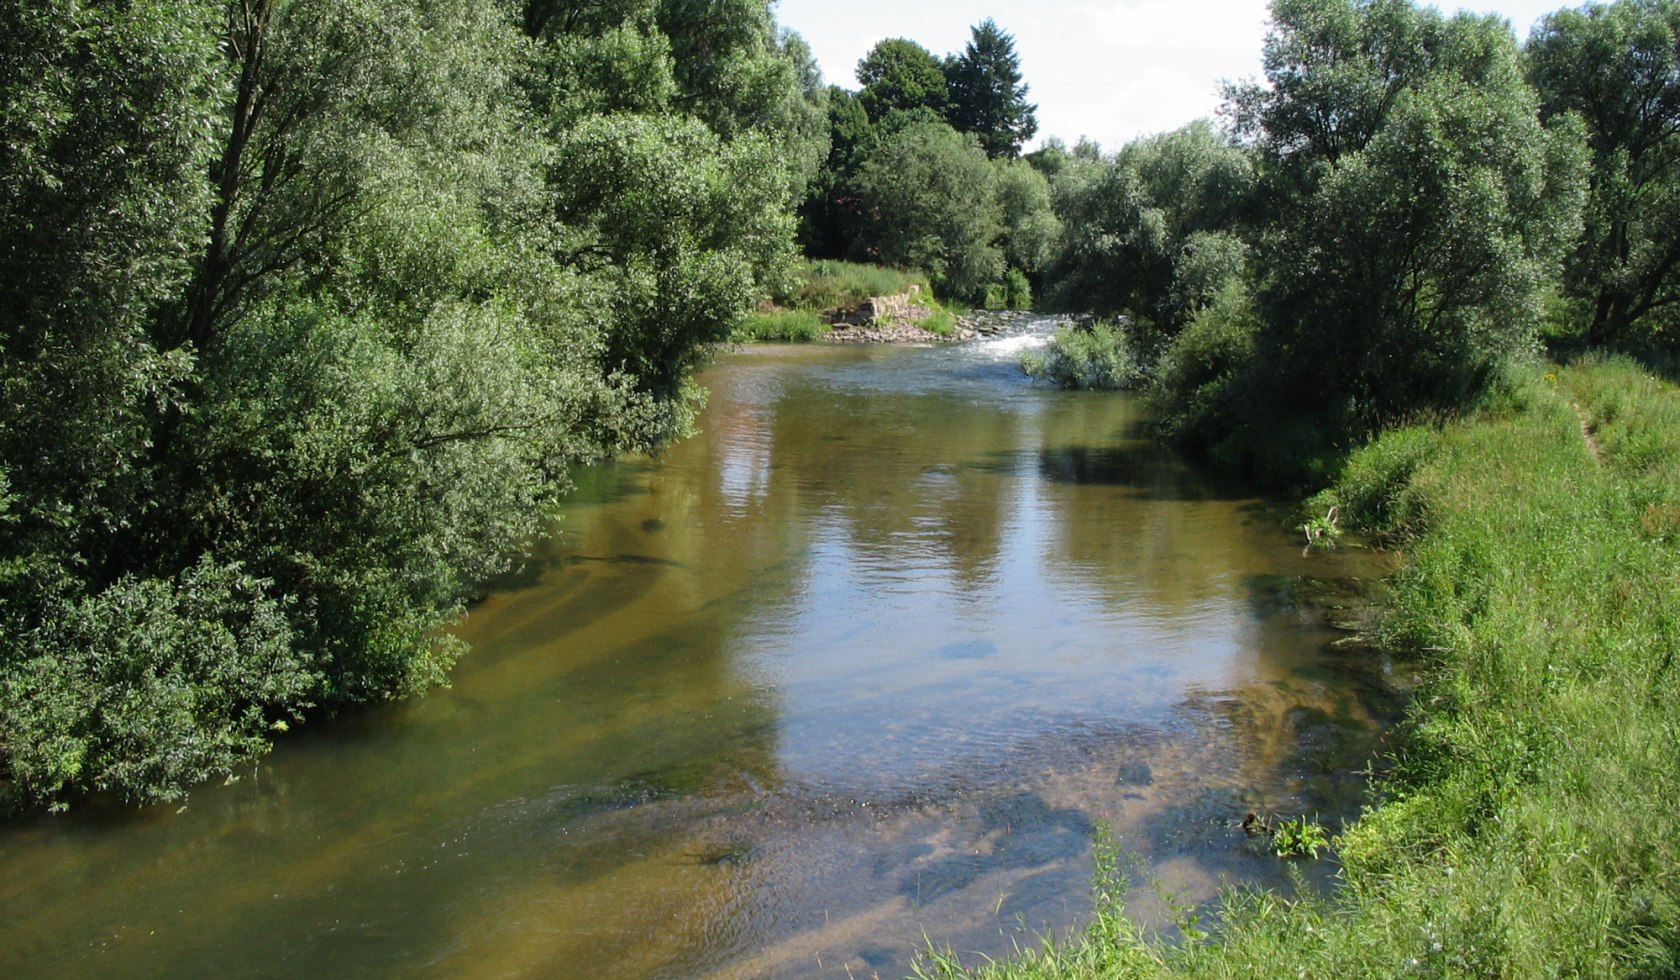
[
  {"left": 822, "top": 308, "right": 1041, "bottom": 344},
  {"left": 919, "top": 355, "right": 1680, "bottom": 976}
]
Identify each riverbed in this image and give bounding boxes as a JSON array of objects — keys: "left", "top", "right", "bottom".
[{"left": 0, "top": 323, "right": 1397, "bottom": 977}]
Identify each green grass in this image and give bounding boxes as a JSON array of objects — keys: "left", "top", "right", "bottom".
[
  {"left": 738, "top": 260, "right": 952, "bottom": 343},
  {"left": 920, "top": 355, "right": 1680, "bottom": 977},
  {"left": 730, "top": 308, "right": 829, "bottom": 343},
  {"left": 776, "top": 259, "right": 932, "bottom": 312}
]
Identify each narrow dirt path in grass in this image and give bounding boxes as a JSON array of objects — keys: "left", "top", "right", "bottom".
[{"left": 1571, "top": 402, "right": 1605, "bottom": 465}]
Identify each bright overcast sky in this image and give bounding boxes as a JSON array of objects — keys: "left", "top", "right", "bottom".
[{"left": 773, "top": 0, "right": 1569, "bottom": 150}]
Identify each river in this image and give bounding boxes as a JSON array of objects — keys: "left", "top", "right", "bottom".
[{"left": 0, "top": 322, "right": 1398, "bottom": 977}]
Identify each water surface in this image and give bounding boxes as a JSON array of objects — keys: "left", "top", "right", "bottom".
[{"left": 0, "top": 326, "right": 1396, "bottom": 978}]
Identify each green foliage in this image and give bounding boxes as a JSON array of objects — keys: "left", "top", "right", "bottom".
[
  {"left": 1236, "top": 1, "right": 1588, "bottom": 432},
  {"left": 943, "top": 19, "right": 1038, "bottom": 159},
  {"left": 849, "top": 118, "right": 1004, "bottom": 300},
  {"left": 0, "top": 0, "right": 220, "bottom": 567},
  {"left": 1309, "top": 424, "right": 1439, "bottom": 534},
  {"left": 550, "top": 112, "right": 788, "bottom": 398},
  {"left": 1048, "top": 121, "right": 1255, "bottom": 332},
  {"left": 2, "top": 560, "right": 312, "bottom": 805},
  {"left": 0, "top": 0, "right": 816, "bottom": 810},
  {"left": 1022, "top": 321, "right": 1143, "bottom": 390},
  {"left": 797, "top": 85, "right": 871, "bottom": 256},
  {"left": 1149, "top": 280, "right": 1260, "bottom": 443},
  {"left": 919, "top": 305, "right": 958, "bottom": 336},
  {"left": 1121, "top": 0, "right": 1590, "bottom": 487},
  {"left": 994, "top": 158, "right": 1063, "bottom": 279},
  {"left": 777, "top": 259, "right": 931, "bottom": 310},
  {"left": 526, "top": 21, "right": 677, "bottom": 122},
  {"left": 856, "top": 37, "right": 949, "bottom": 123},
  {"left": 1271, "top": 815, "right": 1329, "bottom": 858},
  {"left": 1528, "top": 0, "right": 1680, "bottom": 352},
  {"left": 802, "top": 19, "right": 1051, "bottom": 305},
  {"left": 1004, "top": 267, "right": 1033, "bottom": 309}
]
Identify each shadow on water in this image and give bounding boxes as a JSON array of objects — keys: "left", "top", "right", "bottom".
[{"left": 963, "top": 433, "right": 1261, "bottom": 504}]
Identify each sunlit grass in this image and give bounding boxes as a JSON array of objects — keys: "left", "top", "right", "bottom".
[
  {"left": 777, "top": 259, "right": 932, "bottom": 312},
  {"left": 730, "top": 309, "right": 829, "bottom": 343}
]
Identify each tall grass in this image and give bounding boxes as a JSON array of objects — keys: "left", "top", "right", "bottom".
[
  {"left": 922, "top": 356, "right": 1680, "bottom": 977},
  {"left": 730, "top": 309, "right": 828, "bottom": 343},
  {"left": 776, "top": 259, "right": 932, "bottom": 311}
]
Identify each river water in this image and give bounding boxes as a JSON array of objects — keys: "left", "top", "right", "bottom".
[{"left": 0, "top": 323, "right": 1397, "bottom": 978}]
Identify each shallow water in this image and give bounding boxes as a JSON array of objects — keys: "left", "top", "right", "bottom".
[{"left": 0, "top": 324, "right": 1398, "bottom": 978}]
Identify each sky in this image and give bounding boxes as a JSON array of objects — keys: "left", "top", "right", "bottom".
[{"left": 773, "top": 0, "right": 1569, "bottom": 151}]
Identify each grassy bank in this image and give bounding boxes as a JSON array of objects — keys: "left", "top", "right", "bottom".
[
  {"left": 733, "top": 260, "right": 951, "bottom": 343},
  {"left": 920, "top": 356, "right": 1680, "bottom": 976}
]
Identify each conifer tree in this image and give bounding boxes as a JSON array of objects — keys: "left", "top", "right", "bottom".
[{"left": 944, "top": 19, "right": 1037, "bottom": 159}]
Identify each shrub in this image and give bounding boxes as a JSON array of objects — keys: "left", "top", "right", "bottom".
[
  {"left": 1, "top": 559, "right": 314, "bottom": 808},
  {"left": 1151, "top": 280, "right": 1258, "bottom": 441},
  {"left": 1022, "top": 320, "right": 1143, "bottom": 390}
]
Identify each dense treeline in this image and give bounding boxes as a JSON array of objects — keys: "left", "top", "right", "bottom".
[
  {"left": 1019, "top": 0, "right": 1680, "bottom": 485},
  {"left": 798, "top": 19, "right": 1049, "bottom": 306},
  {"left": 816, "top": 0, "right": 1680, "bottom": 484},
  {"left": 0, "top": 0, "right": 824, "bottom": 809}
]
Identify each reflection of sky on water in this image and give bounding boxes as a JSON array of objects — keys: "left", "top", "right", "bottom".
[
  {"left": 714, "top": 337, "right": 1273, "bottom": 795},
  {"left": 715, "top": 407, "right": 774, "bottom": 516}
]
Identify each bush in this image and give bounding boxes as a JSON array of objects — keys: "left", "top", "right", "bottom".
[
  {"left": 1004, "top": 267, "right": 1032, "bottom": 309},
  {"left": 1022, "top": 320, "right": 1143, "bottom": 390},
  {"left": 1151, "top": 280, "right": 1258, "bottom": 441},
  {"left": 1, "top": 559, "right": 314, "bottom": 807}
]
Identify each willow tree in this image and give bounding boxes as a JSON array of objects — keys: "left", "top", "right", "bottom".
[
  {"left": 1048, "top": 120, "right": 1255, "bottom": 332},
  {"left": 1231, "top": 0, "right": 1586, "bottom": 429},
  {"left": 1528, "top": 0, "right": 1680, "bottom": 348},
  {"left": 0, "top": 0, "right": 823, "bottom": 810}
]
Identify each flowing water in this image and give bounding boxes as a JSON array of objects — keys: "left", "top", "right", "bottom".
[{"left": 0, "top": 322, "right": 1400, "bottom": 978}]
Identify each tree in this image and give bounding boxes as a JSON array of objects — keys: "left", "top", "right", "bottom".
[
  {"left": 0, "top": 0, "right": 819, "bottom": 810},
  {"left": 994, "top": 158, "right": 1063, "bottom": 282},
  {"left": 1528, "top": 0, "right": 1680, "bottom": 347},
  {"left": 798, "top": 85, "right": 872, "bottom": 258},
  {"left": 856, "top": 37, "right": 949, "bottom": 124},
  {"left": 0, "top": 0, "right": 221, "bottom": 577},
  {"left": 944, "top": 19, "right": 1037, "bottom": 159},
  {"left": 849, "top": 119, "right": 1004, "bottom": 300},
  {"left": 1237, "top": 1, "right": 1586, "bottom": 429},
  {"left": 1048, "top": 121, "right": 1255, "bottom": 331}
]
